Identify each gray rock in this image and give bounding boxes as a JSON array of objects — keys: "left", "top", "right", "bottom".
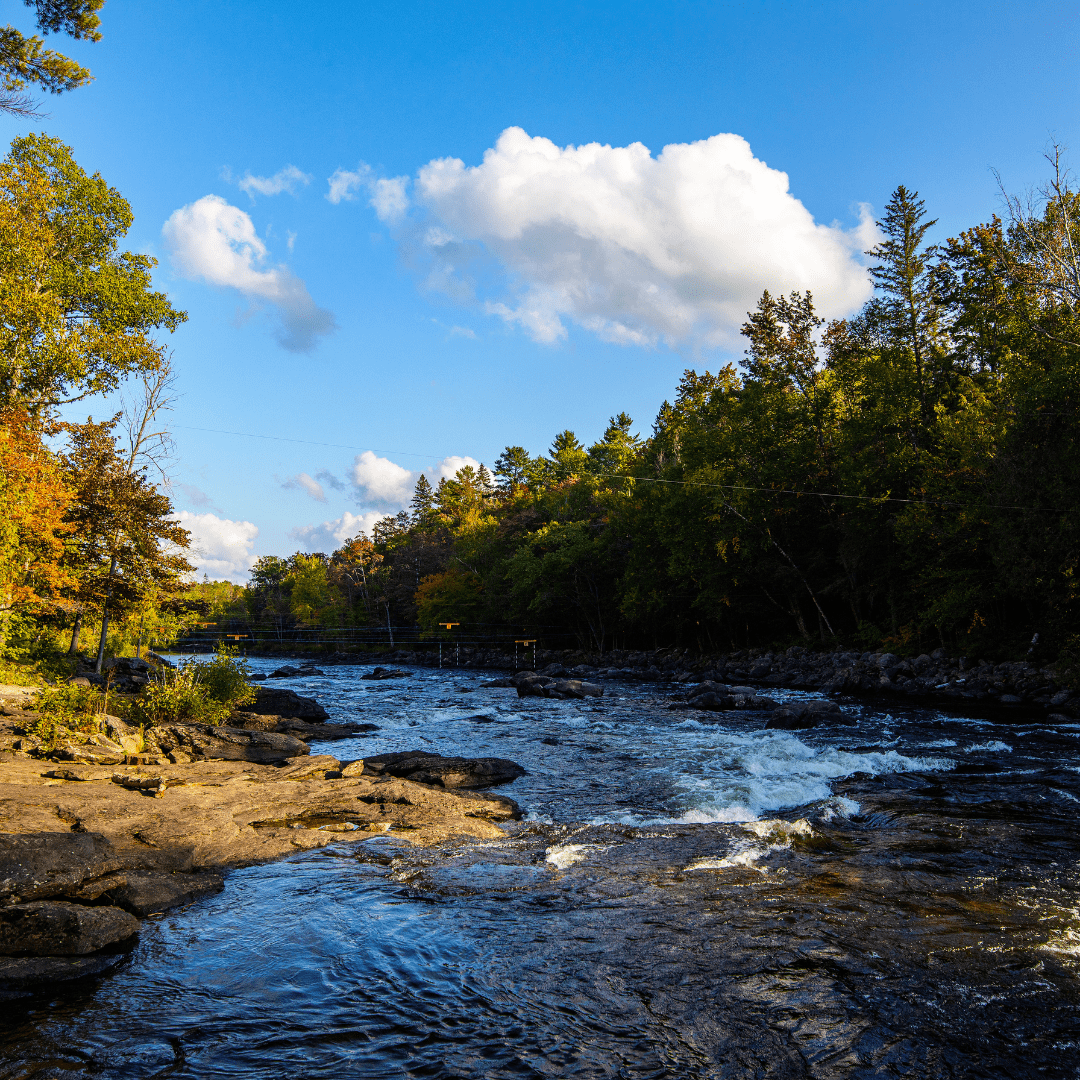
[
  {"left": 363, "top": 751, "right": 525, "bottom": 788},
  {"left": 149, "top": 722, "right": 310, "bottom": 763},
  {"left": 251, "top": 686, "right": 330, "bottom": 720},
  {"left": 103, "top": 871, "right": 224, "bottom": 917},
  {"left": 0, "top": 832, "right": 117, "bottom": 905},
  {"left": 0, "top": 952, "right": 125, "bottom": 991},
  {"left": 360, "top": 667, "right": 409, "bottom": 680},
  {"left": 765, "top": 700, "right": 844, "bottom": 731},
  {"left": 0, "top": 901, "right": 138, "bottom": 956}
]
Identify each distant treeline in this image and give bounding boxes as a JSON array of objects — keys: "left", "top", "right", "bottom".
[{"left": 237, "top": 182, "right": 1080, "bottom": 661}]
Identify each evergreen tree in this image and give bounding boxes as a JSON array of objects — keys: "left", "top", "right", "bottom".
[
  {"left": 866, "top": 186, "right": 942, "bottom": 420},
  {"left": 410, "top": 474, "right": 435, "bottom": 522},
  {"left": 494, "top": 446, "right": 532, "bottom": 490}
]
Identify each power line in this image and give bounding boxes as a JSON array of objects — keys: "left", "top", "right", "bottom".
[
  {"left": 174, "top": 423, "right": 1076, "bottom": 514},
  {"left": 174, "top": 425, "right": 444, "bottom": 462}
]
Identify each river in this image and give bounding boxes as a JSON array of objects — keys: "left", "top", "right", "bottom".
[{"left": 3, "top": 658, "right": 1080, "bottom": 1078}]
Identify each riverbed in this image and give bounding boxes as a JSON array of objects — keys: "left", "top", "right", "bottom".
[{"left": 3, "top": 659, "right": 1079, "bottom": 1078}]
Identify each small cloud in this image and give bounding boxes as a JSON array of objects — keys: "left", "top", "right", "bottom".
[
  {"left": 326, "top": 163, "right": 410, "bottom": 221},
  {"left": 326, "top": 165, "right": 371, "bottom": 205},
  {"left": 430, "top": 454, "right": 481, "bottom": 482},
  {"left": 449, "top": 325, "right": 477, "bottom": 339},
  {"left": 175, "top": 511, "right": 259, "bottom": 583},
  {"left": 237, "top": 164, "right": 312, "bottom": 199},
  {"left": 177, "top": 483, "right": 219, "bottom": 512},
  {"left": 282, "top": 472, "right": 326, "bottom": 502},
  {"left": 162, "top": 194, "right": 336, "bottom": 352},
  {"left": 290, "top": 510, "right": 385, "bottom": 551},
  {"left": 286, "top": 230, "right": 296, "bottom": 252},
  {"left": 315, "top": 469, "right": 346, "bottom": 492},
  {"left": 370, "top": 176, "right": 409, "bottom": 222},
  {"left": 350, "top": 450, "right": 415, "bottom": 508}
]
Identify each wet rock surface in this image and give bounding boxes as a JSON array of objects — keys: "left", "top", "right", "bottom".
[
  {"left": 250, "top": 686, "right": 329, "bottom": 720},
  {"left": 363, "top": 750, "right": 527, "bottom": 788},
  {"left": 361, "top": 667, "right": 409, "bottom": 680},
  {"left": 0, "top": 901, "right": 138, "bottom": 956}
]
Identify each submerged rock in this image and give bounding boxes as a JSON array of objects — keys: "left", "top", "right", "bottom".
[{"left": 0, "top": 952, "right": 126, "bottom": 992}]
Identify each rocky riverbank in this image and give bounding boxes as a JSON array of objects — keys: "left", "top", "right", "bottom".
[
  {"left": 271, "top": 644, "right": 1077, "bottom": 716},
  {"left": 0, "top": 684, "right": 523, "bottom": 995}
]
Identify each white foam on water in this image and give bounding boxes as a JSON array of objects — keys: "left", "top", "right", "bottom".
[
  {"left": 743, "top": 817, "right": 813, "bottom": 839},
  {"left": 545, "top": 843, "right": 602, "bottom": 869},
  {"left": 965, "top": 740, "right": 1013, "bottom": 753},
  {"left": 921, "top": 739, "right": 958, "bottom": 748},
  {"left": 817, "top": 795, "right": 861, "bottom": 821},
  {"left": 597, "top": 728, "right": 953, "bottom": 826}
]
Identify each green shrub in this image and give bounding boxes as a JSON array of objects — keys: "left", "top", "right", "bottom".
[
  {"left": 30, "top": 684, "right": 106, "bottom": 749},
  {"left": 128, "top": 648, "right": 254, "bottom": 728},
  {"left": 198, "top": 646, "right": 256, "bottom": 710}
]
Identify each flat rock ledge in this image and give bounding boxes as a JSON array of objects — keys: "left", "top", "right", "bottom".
[{"left": 0, "top": 742, "right": 523, "bottom": 992}]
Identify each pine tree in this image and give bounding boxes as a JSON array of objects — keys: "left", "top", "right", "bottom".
[
  {"left": 410, "top": 474, "right": 435, "bottom": 522},
  {"left": 867, "top": 186, "right": 941, "bottom": 419}
]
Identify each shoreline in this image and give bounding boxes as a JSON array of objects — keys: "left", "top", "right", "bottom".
[
  {"left": 0, "top": 686, "right": 522, "bottom": 995},
  {"left": 223, "top": 645, "right": 1076, "bottom": 719}
]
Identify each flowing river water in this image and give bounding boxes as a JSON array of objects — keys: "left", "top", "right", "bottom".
[{"left": 3, "top": 659, "right": 1080, "bottom": 1078}]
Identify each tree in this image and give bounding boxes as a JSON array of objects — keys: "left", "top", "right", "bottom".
[
  {"left": 62, "top": 420, "right": 193, "bottom": 671},
  {"left": 1, "top": 0, "right": 103, "bottom": 117},
  {"left": 587, "top": 412, "right": 641, "bottom": 478},
  {"left": 0, "top": 134, "right": 186, "bottom": 416},
  {"left": 0, "top": 408, "right": 72, "bottom": 650},
  {"left": 410, "top": 474, "right": 435, "bottom": 522},
  {"left": 494, "top": 446, "right": 532, "bottom": 491},
  {"left": 548, "top": 430, "right": 588, "bottom": 483},
  {"left": 866, "top": 185, "right": 941, "bottom": 421}
]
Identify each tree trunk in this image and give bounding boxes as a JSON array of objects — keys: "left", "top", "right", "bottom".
[
  {"left": 94, "top": 557, "right": 118, "bottom": 673},
  {"left": 68, "top": 612, "right": 82, "bottom": 655}
]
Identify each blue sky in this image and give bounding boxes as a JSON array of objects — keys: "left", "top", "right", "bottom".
[{"left": 6, "top": 0, "right": 1079, "bottom": 579}]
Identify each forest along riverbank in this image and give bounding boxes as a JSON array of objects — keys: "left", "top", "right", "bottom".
[{"left": 3, "top": 657, "right": 1080, "bottom": 1078}]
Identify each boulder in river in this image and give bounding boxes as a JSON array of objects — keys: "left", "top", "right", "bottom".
[
  {"left": 251, "top": 686, "right": 329, "bottom": 720},
  {"left": 268, "top": 664, "right": 325, "bottom": 678},
  {"left": 363, "top": 751, "right": 526, "bottom": 788},
  {"left": 361, "top": 667, "right": 409, "bottom": 680},
  {"left": 515, "top": 675, "right": 603, "bottom": 699},
  {"left": 0, "top": 901, "right": 138, "bottom": 956},
  {"left": 765, "top": 700, "right": 844, "bottom": 730}
]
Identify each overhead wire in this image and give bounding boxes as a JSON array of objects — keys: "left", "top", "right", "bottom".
[{"left": 175, "top": 423, "right": 1077, "bottom": 513}]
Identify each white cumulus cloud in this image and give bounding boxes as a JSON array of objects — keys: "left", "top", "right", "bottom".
[
  {"left": 176, "top": 511, "right": 258, "bottom": 583},
  {"left": 431, "top": 455, "right": 481, "bottom": 482},
  {"left": 390, "top": 126, "right": 875, "bottom": 348},
  {"left": 237, "top": 164, "right": 311, "bottom": 198},
  {"left": 348, "top": 451, "right": 484, "bottom": 510},
  {"left": 350, "top": 450, "right": 416, "bottom": 508},
  {"left": 162, "top": 194, "right": 335, "bottom": 352},
  {"left": 290, "top": 511, "right": 384, "bottom": 552}
]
